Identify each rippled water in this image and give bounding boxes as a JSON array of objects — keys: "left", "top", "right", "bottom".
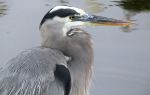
[{"left": 0, "top": 0, "right": 150, "bottom": 95}]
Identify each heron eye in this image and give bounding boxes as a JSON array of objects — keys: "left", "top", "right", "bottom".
[{"left": 69, "top": 16, "right": 75, "bottom": 20}]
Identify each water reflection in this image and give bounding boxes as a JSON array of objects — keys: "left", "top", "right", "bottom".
[
  {"left": 84, "top": 0, "right": 106, "bottom": 13},
  {"left": 45, "top": 0, "right": 69, "bottom": 7},
  {"left": 120, "top": 11, "right": 136, "bottom": 32},
  {"left": 113, "top": 0, "right": 150, "bottom": 12},
  {"left": 45, "top": 0, "right": 106, "bottom": 14},
  {"left": 120, "top": 10, "right": 138, "bottom": 32},
  {"left": 110, "top": 0, "right": 150, "bottom": 32},
  {"left": 56, "top": 0, "right": 106, "bottom": 14},
  {"left": 59, "top": 0, "right": 69, "bottom": 5},
  {"left": 0, "top": 1, "right": 7, "bottom": 17},
  {"left": 112, "top": 0, "right": 150, "bottom": 32}
]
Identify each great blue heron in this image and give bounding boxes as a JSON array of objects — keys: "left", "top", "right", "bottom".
[{"left": 0, "top": 6, "right": 130, "bottom": 95}]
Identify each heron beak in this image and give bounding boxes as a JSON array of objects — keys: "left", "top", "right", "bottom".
[{"left": 74, "top": 14, "right": 132, "bottom": 27}]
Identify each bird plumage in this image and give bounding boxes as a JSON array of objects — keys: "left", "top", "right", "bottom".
[
  {"left": 0, "top": 6, "right": 94, "bottom": 95},
  {"left": 0, "top": 28, "right": 93, "bottom": 95},
  {"left": 0, "top": 47, "right": 69, "bottom": 95}
]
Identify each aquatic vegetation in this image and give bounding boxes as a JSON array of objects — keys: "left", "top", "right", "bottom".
[
  {"left": 113, "top": 0, "right": 150, "bottom": 12},
  {"left": 0, "top": 1, "right": 7, "bottom": 17}
]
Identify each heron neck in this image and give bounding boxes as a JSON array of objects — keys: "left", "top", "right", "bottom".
[
  {"left": 69, "top": 42, "right": 94, "bottom": 95},
  {"left": 40, "top": 20, "right": 66, "bottom": 48}
]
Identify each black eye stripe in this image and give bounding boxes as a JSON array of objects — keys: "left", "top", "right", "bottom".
[
  {"left": 50, "top": 9, "right": 79, "bottom": 18},
  {"left": 40, "top": 9, "right": 79, "bottom": 27}
]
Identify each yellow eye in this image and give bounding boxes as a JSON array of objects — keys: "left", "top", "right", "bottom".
[{"left": 69, "top": 16, "right": 75, "bottom": 20}]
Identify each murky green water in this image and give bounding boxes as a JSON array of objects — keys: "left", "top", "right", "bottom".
[{"left": 0, "top": 0, "right": 150, "bottom": 95}]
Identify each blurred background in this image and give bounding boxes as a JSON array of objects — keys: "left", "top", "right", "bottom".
[{"left": 0, "top": 0, "right": 150, "bottom": 95}]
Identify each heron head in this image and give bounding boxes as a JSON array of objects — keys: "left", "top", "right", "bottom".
[
  {"left": 40, "top": 6, "right": 131, "bottom": 35},
  {"left": 39, "top": 6, "right": 132, "bottom": 50}
]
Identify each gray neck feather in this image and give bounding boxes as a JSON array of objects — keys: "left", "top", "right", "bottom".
[
  {"left": 40, "top": 20, "right": 94, "bottom": 95},
  {"left": 40, "top": 20, "right": 65, "bottom": 48},
  {"left": 67, "top": 35, "right": 93, "bottom": 95}
]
